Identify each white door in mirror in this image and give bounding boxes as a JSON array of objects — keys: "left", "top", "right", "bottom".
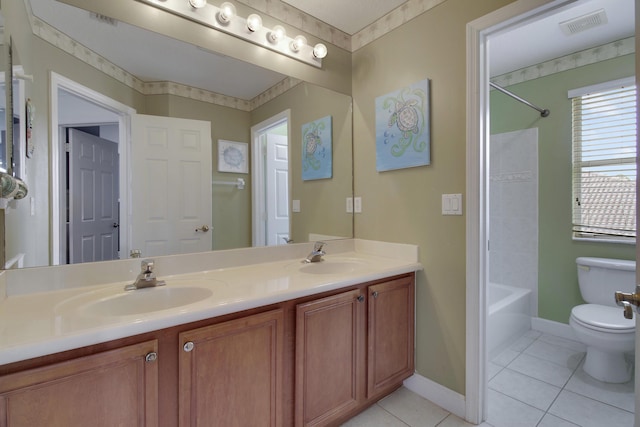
[{"left": 131, "top": 114, "right": 212, "bottom": 256}]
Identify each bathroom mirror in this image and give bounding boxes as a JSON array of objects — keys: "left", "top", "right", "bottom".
[
  {"left": 0, "top": 38, "right": 24, "bottom": 180},
  {"left": 2, "top": 0, "right": 353, "bottom": 269}
]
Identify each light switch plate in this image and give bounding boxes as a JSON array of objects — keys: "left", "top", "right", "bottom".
[
  {"left": 442, "top": 194, "right": 463, "bottom": 215},
  {"left": 292, "top": 199, "right": 301, "bottom": 213},
  {"left": 354, "top": 197, "right": 362, "bottom": 213},
  {"left": 346, "top": 197, "right": 353, "bottom": 213}
]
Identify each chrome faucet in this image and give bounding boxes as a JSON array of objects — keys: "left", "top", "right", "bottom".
[
  {"left": 304, "top": 241, "right": 326, "bottom": 263},
  {"left": 125, "top": 259, "right": 166, "bottom": 291}
]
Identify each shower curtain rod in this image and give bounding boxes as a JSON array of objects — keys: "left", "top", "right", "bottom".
[{"left": 489, "top": 82, "right": 550, "bottom": 118}]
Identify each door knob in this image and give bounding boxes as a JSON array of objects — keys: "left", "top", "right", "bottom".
[
  {"left": 615, "top": 289, "right": 640, "bottom": 319},
  {"left": 195, "top": 225, "right": 210, "bottom": 232}
]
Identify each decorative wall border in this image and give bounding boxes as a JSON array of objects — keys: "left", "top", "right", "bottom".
[
  {"left": 351, "top": 0, "right": 447, "bottom": 51},
  {"left": 491, "top": 37, "right": 635, "bottom": 88}
]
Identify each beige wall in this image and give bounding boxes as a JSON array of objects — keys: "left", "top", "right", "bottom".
[{"left": 352, "top": 0, "right": 516, "bottom": 394}]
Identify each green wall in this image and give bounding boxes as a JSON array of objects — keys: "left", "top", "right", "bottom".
[
  {"left": 490, "top": 54, "right": 636, "bottom": 324},
  {"left": 352, "top": 0, "right": 516, "bottom": 395}
]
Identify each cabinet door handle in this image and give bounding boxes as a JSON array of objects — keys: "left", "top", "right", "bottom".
[
  {"left": 183, "top": 341, "right": 195, "bottom": 352},
  {"left": 145, "top": 352, "right": 158, "bottom": 362},
  {"left": 372, "top": 291, "right": 379, "bottom": 298},
  {"left": 357, "top": 295, "right": 365, "bottom": 303}
]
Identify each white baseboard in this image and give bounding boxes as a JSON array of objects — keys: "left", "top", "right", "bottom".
[
  {"left": 531, "top": 317, "right": 577, "bottom": 341},
  {"left": 403, "top": 373, "right": 466, "bottom": 420}
]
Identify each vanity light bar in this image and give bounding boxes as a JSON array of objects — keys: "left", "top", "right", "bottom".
[{"left": 137, "top": 0, "right": 325, "bottom": 68}]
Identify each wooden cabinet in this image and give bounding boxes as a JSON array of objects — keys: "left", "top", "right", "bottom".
[
  {"left": 179, "top": 309, "right": 284, "bottom": 427},
  {"left": 295, "top": 275, "right": 415, "bottom": 426},
  {"left": 367, "top": 275, "right": 415, "bottom": 399},
  {"left": 295, "top": 289, "right": 366, "bottom": 427},
  {"left": 0, "top": 340, "right": 158, "bottom": 427}
]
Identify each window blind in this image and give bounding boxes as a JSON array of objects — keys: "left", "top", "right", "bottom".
[{"left": 571, "top": 83, "right": 637, "bottom": 240}]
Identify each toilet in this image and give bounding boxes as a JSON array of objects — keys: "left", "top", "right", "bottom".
[{"left": 569, "top": 257, "right": 636, "bottom": 383}]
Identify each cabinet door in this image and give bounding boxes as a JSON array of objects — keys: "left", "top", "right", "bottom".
[
  {"left": 179, "top": 309, "right": 284, "bottom": 427},
  {"left": 0, "top": 340, "right": 159, "bottom": 427},
  {"left": 367, "top": 275, "right": 415, "bottom": 398},
  {"left": 295, "top": 289, "right": 365, "bottom": 427}
]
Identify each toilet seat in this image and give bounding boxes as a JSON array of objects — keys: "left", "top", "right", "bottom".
[{"left": 571, "top": 304, "right": 635, "bottom": 333}]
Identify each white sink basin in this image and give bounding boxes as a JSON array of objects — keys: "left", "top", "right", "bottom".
[
  {"left": 55, "top": 279, "right": 222, "bottom": 318},
  {"left": 295, "top": 259, "right": 368, "bottom": 275},
  {"left": 84, "top": 286, "right": 213, "bottom": 316}
]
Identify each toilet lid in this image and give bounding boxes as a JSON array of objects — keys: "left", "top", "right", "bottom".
[{"left": 571, "top": 304, "right": 635, "bottom": 332}]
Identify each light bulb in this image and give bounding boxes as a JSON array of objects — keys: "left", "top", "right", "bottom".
[
  {"left": 189, "top": 0, "right": 207, "bottom": 8},
  {"left": 217, "top": 1, "right": 236, "bottom": 24},
  {"left": 313, "top": 43, "right": 327, "bottom": 59},
  {"left": 246, "top": 14, "right": 262, "bottom": 32},
  {"left": 290, "top": 35, "right": 307, "bottom": 52},
  {"left": 268, "top": 25, "right": 286, "bottom": 43}
]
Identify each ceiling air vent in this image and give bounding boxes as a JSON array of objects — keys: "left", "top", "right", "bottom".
[
  {"left": 89, "top": 12, "right": 118, "bottom": 27},
  {"left": 559, "top": 9, "right": 607, "bottom": 36}
]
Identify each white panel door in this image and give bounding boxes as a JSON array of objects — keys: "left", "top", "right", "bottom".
[
  {"left": 266, "top": 134, "right": 289, "bottom": 246},
  {"left": 131, "top": 114, "right": 212, "bottom": 258},
  {"left": 68, "top": 129, "right": 119, "bottom": 263}
]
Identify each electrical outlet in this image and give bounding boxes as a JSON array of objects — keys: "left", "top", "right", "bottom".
[
  {"left": 354, "top": 197, "right": 362, "bottom": 213},
  {"left": 346, "top": 197, "right": 353, "bottom": 213}
]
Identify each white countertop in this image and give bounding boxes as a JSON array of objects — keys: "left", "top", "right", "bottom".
[{"left": 0, "top": 240, "right": 421, "bottom": 366}]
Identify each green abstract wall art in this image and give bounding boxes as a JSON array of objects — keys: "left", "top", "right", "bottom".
[
  {"left": 375, "top": 78, "right": 431, "bottom": 171},
  {"left": 302, "top": 115, "right": 332, "bottom": 180}
]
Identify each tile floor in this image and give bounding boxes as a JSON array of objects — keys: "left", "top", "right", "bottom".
[{"left": 342, "top": 331, "right": 635, "bottom": 427}]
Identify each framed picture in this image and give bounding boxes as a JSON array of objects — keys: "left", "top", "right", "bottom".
[
  {"left": 375, "top": 78, "right": 431, "bottom": 172},
  {"left": 301, "top": 115, "right": 332, "bottom": 180},
  {"left": 218, "top": 140, "right": 248, "bottom": 173}
]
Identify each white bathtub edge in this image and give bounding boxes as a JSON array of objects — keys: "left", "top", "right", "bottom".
[
  {"left": 531, "top": 317, "right": 577, "bottom": 341},
  {"left": 403, "top": 373, "right": 466, "bottom": 420}
]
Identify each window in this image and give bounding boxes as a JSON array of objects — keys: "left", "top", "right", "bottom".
[{"left": 570, "top": 77, "right": 637, "bottom": 241}]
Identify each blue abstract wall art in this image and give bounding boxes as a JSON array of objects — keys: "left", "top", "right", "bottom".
[
  {"left": 375, "top": 78, "right": 431, "bottom": 172},
  {"left": 302, "top": 115, "right": 332, "bottom": 180}
]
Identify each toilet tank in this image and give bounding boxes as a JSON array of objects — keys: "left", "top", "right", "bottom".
[{"left": 576, "top": 257, "right": 636, "bottom": 306}]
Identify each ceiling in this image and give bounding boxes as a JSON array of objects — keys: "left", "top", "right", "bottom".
[{"left": 25, "top": 0, "right": 635, "bottom": 102}]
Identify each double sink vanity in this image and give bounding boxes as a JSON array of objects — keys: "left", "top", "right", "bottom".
[{"left": 0, "top": 239, "right": 421, "bottom": 426}]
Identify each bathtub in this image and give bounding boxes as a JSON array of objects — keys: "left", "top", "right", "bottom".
[{"left": 487, "top": 282, "right": 532, "bottom": 359}]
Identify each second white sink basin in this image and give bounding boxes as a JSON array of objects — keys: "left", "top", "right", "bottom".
[{"left": 83, "top": 286, "right": 213, "bottom": 317}]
